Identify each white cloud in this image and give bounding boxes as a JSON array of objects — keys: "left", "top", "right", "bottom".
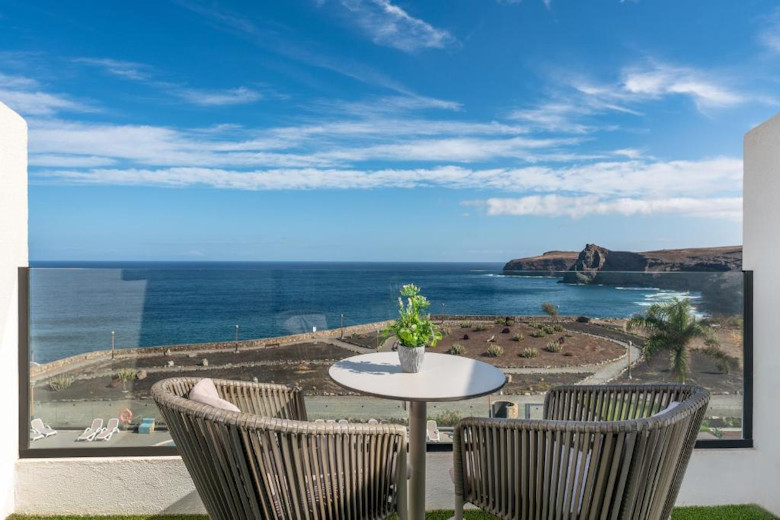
[
  {"left": 0, "top": 73, "right": 92, "bottom": 116},
  {"left": 175, "top": 86, "right": 262, "bottom": 106},
  {"left": 759, "top": 8, "right": 780, "bottom": 53},
  {"left": 72, "top": 58, "right": 151, "bottom": 81},
  {"left": 621, "top": 63, "right": 743, "bottom": 108},
  {"left": 336, "top": 0, "right": 456, "bottom": 52},
  {"left": 476, "top": 195, "right": 742, "bottom": 221}
]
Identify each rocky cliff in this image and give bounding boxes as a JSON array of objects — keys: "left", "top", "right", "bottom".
[
  {"left": 503, "top": 244, "right": 743, "bottom": 313},
  {"left": 503, "top": 244, "right": 742, "bottom": 275}
]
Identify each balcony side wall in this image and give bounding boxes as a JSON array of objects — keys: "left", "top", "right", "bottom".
[{"left": 0, "top": 102, "right": 28, "bottom": 516}]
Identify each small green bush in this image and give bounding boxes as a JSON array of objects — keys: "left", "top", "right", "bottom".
[
  {"left": 553, "top": 324, "right": 564, "bottom": 332},
  {"left": 116, "top": 368, "right": 137, "bottom": 382},
  {"left": 545, "top": 341, "right": 563, "bottom": 353},
  {"left": 433, "top": 409, "right": 462, "bottom": 427},
  {"left": 485, "top": 344, "right": 504, "bottom": 357},
  {"left": 520, "top": 347, "right": 538, "bottom": 358},
  {"left": 474, "top": 324, "right": 489, "bottom": 331},
  {"left": 448, "top": 343, "right": 466, "bottom": 355},
  {"left": 512, "top": 332, "right": 523, "bottom": 342},
  {"left": 530, "top": 330, "right": 545, "bottom": 338},
  {"left": 541, "top": 302, "right": 558, "bottom": 317},
  {"left": 439, "top": 326, "right": 451, "bottom": 336},
  {"left": 542, "top": 325, "right": 555, "bottom": 335},
  {"left": 459, "top": 320, "right": 473, "bottom": 328},
  {"left": 48, "top": 375, "right": 74, "bottom": 392},
  {"left": 494, "top": 317, "right": 505, "bottom": 324}
]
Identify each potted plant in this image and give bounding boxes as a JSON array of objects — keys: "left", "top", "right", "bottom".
[{"left": 385, "top": 284, "right": 442, "bottom": 373}]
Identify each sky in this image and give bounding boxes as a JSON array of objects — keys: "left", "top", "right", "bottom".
[{"left": 1, "top": 0, "right": 777, "bottom": 262}]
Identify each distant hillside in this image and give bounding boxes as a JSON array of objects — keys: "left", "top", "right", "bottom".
[
  {"left": 503, "top": 244, "right": 744, "bottom": 314},
  {"left": 503, "top": 244, "right": 742, "bottom": 274}
]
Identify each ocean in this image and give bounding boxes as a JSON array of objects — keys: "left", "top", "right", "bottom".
[{"left": 28, "top": 261, "right": 700, "bottom": 363}]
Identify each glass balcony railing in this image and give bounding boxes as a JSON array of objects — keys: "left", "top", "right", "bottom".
[{"left": 21, "top": 264, "right": 749, "bottom": 453}]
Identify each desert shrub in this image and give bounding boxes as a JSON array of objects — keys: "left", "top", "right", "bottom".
[
  {"left": 485, "top": 344, "right": 504, "bottom": 357},
  {"left": 48, "top": 375, "right": 74, "bottom": 392},
  {"left": 494, "top": 317, "right": 506, "bottom": 324},
  {"left": 505, "top": 317, "right": 515, "bottom": 326},
  {"left": 116, "top": 368, "right": 137, "bottom": 382},
  {"left": 542, "top": 325, "right": 555, "bottom": 335},
  {"left": 545, "top": 341, "right": 563, "bottom": 353},
  {"left": 553, "top": 324, "right": 564, "bottom": 332},
  {"left": 529, "top": 321, "right": 544, "bottom": 329},
  {"left": 459, "top": 321, "right": 473, "bottom": 328},
  {"left": 512, "top": 332, "right": 524, "bottom": 342},
  {"left": 541, "top": 302, "right": 558, "bottom": 317},
  {"left": 439, "top": 326, "right": 451, "bottom": 336},
  {"left": 520, "top": 347, "right": 538, "bottom": 358},
  {"left": 530, "top": 330, "right": 545, "bottom": 338},
  {"left": 474, "top": 324, "right": 489, "bottom": 331},
  {"left": 434, "top": 409, "right": 462, "bottom": 427},
  {"left": 448, "top": 343, "right": 466, "bottom": 356}
]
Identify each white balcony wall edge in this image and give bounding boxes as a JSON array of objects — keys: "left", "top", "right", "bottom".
[
  {"left": 0, "top": 102, "right": 28, "bottom": 517},
  {"left": 8, "top": 108, "right": 780, "bottom": 515}
]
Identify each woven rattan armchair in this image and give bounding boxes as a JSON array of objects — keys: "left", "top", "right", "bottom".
[
  {"left": 152, "top": 377, "right": 408, "bottom": 520},
  {"left": 453, "top": 384, "right": 709, "bottom": 520}
]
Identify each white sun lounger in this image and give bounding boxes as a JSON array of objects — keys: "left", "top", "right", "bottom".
[
  {"left": 30, "top": 418, "right": 57, "bottom": 438},
  {"left": 426, "top": 420, "right": 440, "bottom": 442},
  {"left": 338, "top": 419, "right": 349, "bottom": 425},
  {"left": 77, "top": 418, "right": 103, "bottom": 442},
  {"left": 95, "top": 418, "right": 120, "bottom": 441},
  {"left": 30, "top": 429, "right": 44, "bottom": 442},
  {"left": 367, "top": 418, "right": 378, "bottom": 424}
]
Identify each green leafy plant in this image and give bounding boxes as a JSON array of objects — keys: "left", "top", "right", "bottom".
[
  {"left": 627, "top": 297, "right": 721, "bottom": 383},
  {"left": 115, "top": 368, "right": 137, "bottom": 391},
  {"left": 542, "top": 325, "right": 555, "bottom": 335},
  {"left": 384, "top": 284, "right": 442, "bottom": 349},
  {"left": 545, "top": 341, "right": 563, "bottom": 353},
  {"left": 494, "top": 317, "right": 505, "bottom": 324},
  {"left": 486, "top": 344, "right": 504, "bottom": 357},
  {"left": 520, "top": 347, "right": 538, "bottom": 358},
  {"left": 474, "top": 323, "right": 489, "bottom": 331},
  {"left": 512, "top": 332, "right": 523, "bottom": 342},
  {"left": 459, "top": 320, "right": 473, "bottom": 328},
  {"left": 553, "top": 324, "right": 564, "bottom": 332},
  {"left": 448, "top": 343, "right": 466, "bottom": 355},
  {"left": 48, "top": 375, "right": 74, "bottom": 392},
  {"left": 530, "top": 330, "right": 545, "bottom": 338}
]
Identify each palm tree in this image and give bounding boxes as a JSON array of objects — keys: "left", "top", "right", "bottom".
[{"left": 627, "top": 297, "right": 720, "bottom": 383}]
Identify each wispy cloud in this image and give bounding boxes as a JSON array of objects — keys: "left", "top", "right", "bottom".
[
  {"left": 175, "top": 86, "right": 263, "bottom": 106},
  {"left": 759, "top": 8, "right": 780, "bottom": 53},
  {"left": 72, "top": 58, "right": 151, "bottom": 81},
  {"left": 333, "top": 0, "right": 456, "bottom": 52},
  {"left": 475, "top": 195, "right": 742, "bottom": 221},
  {"left": 620, "top": 63, "right": 743, "bottom": 109},
  {"left": 0, "top": 73, "right": 92, "bottom": 116}
]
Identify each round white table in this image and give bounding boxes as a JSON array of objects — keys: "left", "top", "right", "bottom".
[{"left": 329, "top": 351, "right": 507, "bottom": 520}]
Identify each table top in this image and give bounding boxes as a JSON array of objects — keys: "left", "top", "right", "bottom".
[{"left": 328, "top": 352, "right": 507, "bottom": 402}]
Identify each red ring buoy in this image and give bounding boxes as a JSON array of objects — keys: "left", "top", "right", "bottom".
[{"left": 120, "top": 408, "right": 133, "bottom": 423}]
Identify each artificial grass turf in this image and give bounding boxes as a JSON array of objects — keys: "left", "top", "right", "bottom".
[{"left": 7, "top": 506, "right": 778, "bottom": 519}]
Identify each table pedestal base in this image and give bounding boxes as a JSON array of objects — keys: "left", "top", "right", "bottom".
[{"left": 409, "top": 401, "right": 427, "bottom": 520}]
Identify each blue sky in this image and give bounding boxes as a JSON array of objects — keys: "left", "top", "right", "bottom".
[{"left": 1, "top": 0, "right": 777, "bottom": 261}]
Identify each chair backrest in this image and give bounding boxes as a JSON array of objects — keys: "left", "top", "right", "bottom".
[
  {"left": 30, "top": 418, "right": 44, "bottom": 431},
  {"left": 90, "top": 418, "right": 103, "bottom": 431},
  {"left": 454, "top": 384, "right": 710, "bottom": 520},
  {"left": 152, "top": 377, "right": 408, "bottom": 520},
  {"left": 106, "top": 418, "right": 120, "bottom": 430}
]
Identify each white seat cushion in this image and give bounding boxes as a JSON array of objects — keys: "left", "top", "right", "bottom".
[{"left": 189, "top": 378, "right": 241, "bottom": 413}]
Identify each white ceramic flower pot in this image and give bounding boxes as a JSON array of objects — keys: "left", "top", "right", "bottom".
[{"left": 398, "top": 345, "right": 425, "bottom": 373}]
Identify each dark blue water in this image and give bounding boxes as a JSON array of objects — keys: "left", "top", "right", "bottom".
[{"left": 29, "top": 262, "right": 698, "bottom": 363}]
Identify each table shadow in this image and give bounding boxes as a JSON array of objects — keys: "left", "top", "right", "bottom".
[{"left": 335, "top": 359, "right": 402, "bottom": 376}]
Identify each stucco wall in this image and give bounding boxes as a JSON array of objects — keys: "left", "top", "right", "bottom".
[
  {"left": 0, "top": 102, "right": 28, "bottom": 516},
  {"left": 12, "top": 113, "right": 780, "bottom": 515}
]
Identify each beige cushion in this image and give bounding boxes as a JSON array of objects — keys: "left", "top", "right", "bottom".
[{"left": 189, "top": 378, "right": 240, "bottom": 413}]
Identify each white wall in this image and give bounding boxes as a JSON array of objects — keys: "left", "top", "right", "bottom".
[
  {"left": 11, "top": 113, "right": 780, "bottom": 515},
  {"left": 674, "top": 112, "right": 780, "bottom": 513},
  {"left": 0, "top": 102, "right": 28, "bottom": 517}
]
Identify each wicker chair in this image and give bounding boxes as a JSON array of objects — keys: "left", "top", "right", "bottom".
[
  {"left": 152, "top": 377, "right": 408, "bottom": 520},
  {"left": 452, "top": 384, "right": 710, "bottom": 520}
]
